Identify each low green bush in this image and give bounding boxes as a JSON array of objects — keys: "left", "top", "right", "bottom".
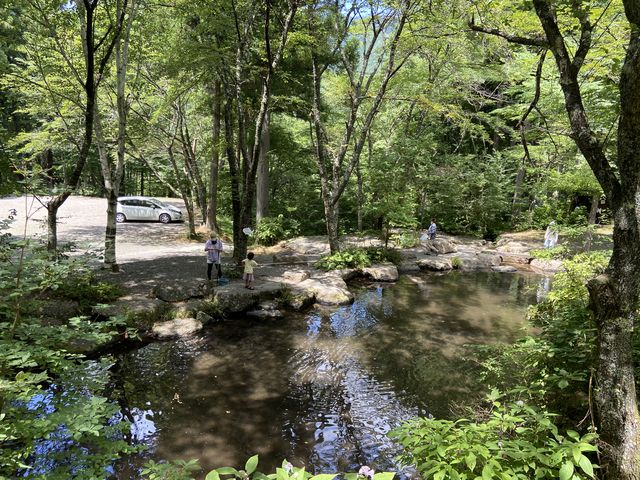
[
  {"left": 254, "top": 214, "right": 300, "bottom": 246},
  {"left": 315, "top": 248, "right": 372, "bottom": 270},
  {"left": 315, "top": 247, "right": 401, "bottom": 271},
  {"left": 530, "top": 245, "right": 570, "bottom": 260},
  {"left": 391, "top": 392, "right": 598, "bottom": 480}
]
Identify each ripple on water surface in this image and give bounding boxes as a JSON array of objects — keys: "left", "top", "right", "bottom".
[{"left": 114, "top": 271, "right": 545, "bottom": 477}]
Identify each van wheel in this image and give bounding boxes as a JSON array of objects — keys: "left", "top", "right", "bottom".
[
  {"left": 116, "top": 213, "right": 126, "bottom": 223},
  {"left": 159, "top": 213, "right": 171, "bottom": 224}
]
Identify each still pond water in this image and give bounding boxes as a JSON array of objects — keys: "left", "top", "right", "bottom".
[{"left": 114, "top": 272, "right": 548, "bottom": 477}]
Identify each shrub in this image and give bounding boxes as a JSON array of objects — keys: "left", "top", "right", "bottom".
[
  {"left": 451, "top": 256, "right": 462, "bottom": 269},
  {"left": 391, "top": 392, "right": 598, "bottom": 480},
  {"left": 531, "top": 245, "right": 570, "bottom": 260},
  {"left": 364, "top": 246, "right": 403, "bottom": 265},
  {"left": 315, "top": 247, "right": 402, "bottom": 271},
  {"left": 315, "top": 248, "right": 372, "bottom": 270},
  {"left": 254, "top": 215, "right": 300, "bottom": 246},
  {"left": 474, "top": 251, "right": 612, "bottom": 408},
  {"left": 389, "top": 231, "right": 418, "bottom": 248}
]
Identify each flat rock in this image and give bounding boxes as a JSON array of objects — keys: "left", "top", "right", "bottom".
[
  {"left": 398, "top": 262, "right": 421, "bottom": 273},
  {"left": 362, "top": 264, "right": 399, "bottom": 281},
  {"left": 417, "top": 258, "right": 453, "bottom": 271},
  {"left": 530, "top": 258, "right": 565, "bottom": 273},
  {"left": 246, "top": 309, "right": 284, "bottom": 319},
  {"left": 283, "top": 270, "right": 310, "bottom": 282},
  {"left": 492, "top": 265, "right": 518, "bottom": 273},
  {"left": 152, "top": 282, "right": 204, "bottom": 302},
  {"left": 272, "top": 252, "right": 308, "bottom": 264},
  {"left": 152, "top": 317, "right": 203, "bottom": 338}
]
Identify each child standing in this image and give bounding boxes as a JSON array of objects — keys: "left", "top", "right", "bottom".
[
  {"left": 242, "top": 252, "right": 258, "bottom": 289},
  {"left": 204, "top": 232, "right": 224, "bottom": 281}
]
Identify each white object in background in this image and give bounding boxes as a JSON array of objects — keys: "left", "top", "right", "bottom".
[{"left": 242, "top": 227, "right": 253, "bottom": 236}]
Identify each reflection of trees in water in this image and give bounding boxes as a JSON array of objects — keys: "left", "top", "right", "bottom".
[{"left": 110, "top": 273, "right": 540, "bottom": 474}]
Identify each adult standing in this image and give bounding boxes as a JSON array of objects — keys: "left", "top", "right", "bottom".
[
  {"left": 544, "top": 221, "right": 558, "bottom": 248},
  {"left": 205, "top": 232, "right": 224, "bottom": 281}
]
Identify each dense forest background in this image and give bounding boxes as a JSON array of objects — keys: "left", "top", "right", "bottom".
[{"left": 0, "top": 0, "right": 616, "bottom": 248}]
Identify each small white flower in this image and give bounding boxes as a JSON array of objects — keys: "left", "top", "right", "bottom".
[
  {"left": 283, "top": 461, "right": 294, "bottom": 474},
  {"left": 358, "top": 466, "right": 375, "bottom": 480}
]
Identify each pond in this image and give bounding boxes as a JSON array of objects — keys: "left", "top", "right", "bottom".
[{"left": 113, "top": 271, "right": 548, "bottom": 478}]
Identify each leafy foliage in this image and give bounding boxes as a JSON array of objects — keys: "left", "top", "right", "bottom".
[
  {"left": 254, "top": 214, "right": 301, "bottom": 246},
  {"left": 315, "top": 247, "right": 401, "bottom": 271},
  {"left": 0, "top": 216, "right": 134, "bottom": 478},
  {"left": 392, "top": 392, "right": 598, "bottom": 480},
  {"left": 141, "top": 456, "right": 395, "bottom": 480},
  {"left": 476, "top": 252, "right": 611, "bottom": 408}
]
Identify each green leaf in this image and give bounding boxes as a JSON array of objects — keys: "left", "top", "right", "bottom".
[
  {"left": 245, "top": 455, "right": 259, "bottom": 475},
  {"left": 216, "top": 467, "right": 240, "bottom": 476},
  {"left": 482, "top": 464, "right": 494, "bottom": 480},
  {"left": 310, "top": 475, "right": 337, "bottom": 480},
  {"left": 559, "top": 461, "right": 574, "bottom": 480},
  {"left": 465, "top": 452, "right": 477, "bottom": 471},
  {"left": 372, "top": 473, "right": 394, "bottom": 480},
  {"left": 206, "top": 472, "right": 222, "bottom": 480},
  {"left": 578, "top": 455, "right": 595, "bottom": 478}
]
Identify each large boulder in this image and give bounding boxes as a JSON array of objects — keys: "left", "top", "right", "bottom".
[
  {"left": 152, "top": 317, "right": 203, "bottom": 339},
  {"left": 287, "top": 288, "right": 316, "bottom": 310},
  {"left": 281, "top": 236, "right": 331, "bottom": 255},
  {"left": 398, "top": 262, "right": 421, "bottom": 273},
  {"left": 362, "top": 264, "right": 399, "bottom": 282},
  {"left": 424, "top": 238, "right": 456, "bottom": 255},
  {"left": 213, "top": 288, "right": 260, "bottom": 314},
  {"left": 297, "top": 277, "right": 353, "bottom": 305},
  {"left": 417, "top": 258, "right": 453, "bottom": 271}
]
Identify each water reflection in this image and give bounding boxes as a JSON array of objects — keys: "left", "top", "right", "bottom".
[{"left": 115, "top": 271, "right": 544, "bottom": 477}]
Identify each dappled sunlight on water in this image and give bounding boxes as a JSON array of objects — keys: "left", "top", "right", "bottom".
[{"left": 113, "top": 271, "right": 544, "bottom": 478}]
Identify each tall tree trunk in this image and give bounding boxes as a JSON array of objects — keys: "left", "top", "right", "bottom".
[
  {"left": 224, "top": 96, "right": 243, "bottom": 262},
  {"left": 529, "top": 1, "right": 640, "bottom": 477},
  {"left": 256, "top": 110, "right": 270, "bottom": 223},
  {"left": 588, "top": 206, "right": 640, "bottom": 479},
  {"left": 206, "top": 80, "right": 222, "bottom": 232}
]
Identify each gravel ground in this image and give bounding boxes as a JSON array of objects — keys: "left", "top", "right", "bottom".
[
  {"left": 0, "top": 195, "right": 198, "bottom": 261},
  {"left": 0, "top": 195, "right": 293, "bottom": 295}
]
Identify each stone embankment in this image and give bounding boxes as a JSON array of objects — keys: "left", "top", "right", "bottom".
[{"left": 94, "top": 232, "right": 558, "bottom": 344}]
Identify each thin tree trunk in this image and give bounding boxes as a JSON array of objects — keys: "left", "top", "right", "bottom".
[
  {"left": 256, "top": 110, "right": 270, "bottom": 223},
  {"left": 206, "top": 80, "right": 222, "bottom": 232}
]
